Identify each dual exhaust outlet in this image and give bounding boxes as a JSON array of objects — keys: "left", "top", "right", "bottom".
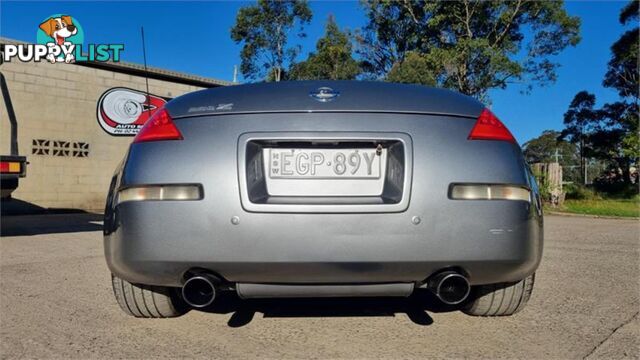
[{"left": 181, "top": 270, "right": 470, "bottom": 308}]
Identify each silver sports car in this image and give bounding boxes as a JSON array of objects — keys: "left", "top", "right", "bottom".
[{"left": 104, "top": 81, "right": 543, "bottom": 318}]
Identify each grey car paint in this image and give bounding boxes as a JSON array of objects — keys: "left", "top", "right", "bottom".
[{"left": 104, "top": 81, "right": 543, "bottom": 293}]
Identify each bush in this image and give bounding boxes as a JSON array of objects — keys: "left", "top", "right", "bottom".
[
  {"left": 592, "top": 176, "right": 639, "bottom": 198},
  {"left": 564, "top": 183, "right": 600, "bottom": 200},
  {"left": 530, "top": 168, "right": 552, "bottom": 202}
]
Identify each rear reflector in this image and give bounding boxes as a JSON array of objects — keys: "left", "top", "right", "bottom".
[
  {"left": 0, "top": 161, "right": 21, "bottom": 174},
  {"left": 450, "top": 184, "right": 530, "bottom": 202},
  {"left": 133, "top": 107, "right": 183, "bottom": 143},
  {"left": 468, "top": 108, "right": 515, "bottom": 143},
  {"left": 117, "top": 184, "right": 202, "bottom": 205}
]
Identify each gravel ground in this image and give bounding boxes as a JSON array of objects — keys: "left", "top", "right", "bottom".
[{"left": 1, "top": 214, "right": 638, "bottom": 359}]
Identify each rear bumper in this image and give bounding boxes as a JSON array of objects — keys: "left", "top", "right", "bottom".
[
  {"left": 104, "top": 113, "right": 543, "bottom": 288},
  {"left": 104, "top": 198, "right": 542, "bottom": 288}
]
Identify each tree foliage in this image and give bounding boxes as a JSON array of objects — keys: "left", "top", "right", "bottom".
[
  {"left": 561, "top": 92, "right": 600, "bottom": 146},
  {"left": 560, "top": 90, "right": 638, "bottom": 186},
  {"left": 357, "top": 0, "right": 581, "bottom": 101},
  {"left": 603, "top": 0, "right": 639, "bottom": 100},
  {"left": 555, "top": 1, "right": 639, "bottom": 189},
  {"left": 601, "top": 1, "right": 639, "bottom": 165},
  {"left": 386, "top": 51, "right": 437, "bottom": 86},
  {"left": 288, "top": 16, "right": 361, "bottom": 80},
  {"left": 523, "top": 130, "right": 578, "bottom": 164},
  {"left": 523, "top": 130, "right": 580, "bottom": 182},
  {"left": 231, "top": 0, "right": 312, "bottom": 82},
  {"left": 559, "top": 91, "right": 601, "bottom": 184}
]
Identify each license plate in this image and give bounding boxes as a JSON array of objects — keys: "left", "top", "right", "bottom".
[{"left": 266, "top": 148, "right": 385, "bottom": 179}]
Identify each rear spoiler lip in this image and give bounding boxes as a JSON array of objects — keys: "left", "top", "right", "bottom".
[{"left": 169, "top": 109, "right": 479, "bottom": 120}]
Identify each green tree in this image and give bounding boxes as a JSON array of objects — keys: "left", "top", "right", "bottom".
[
  {"left": 596, "top": 101, "right": 638, "bottom": 185},
  {"left": 288, "top": 16, "right": 360, "bottom": 80},
  {"left": 357, "top": 1, "right": 581, "bottom": 101},
  {"left": 558, "top": 2, "right": 638, "bottom": 189},
  {"left": 559, "top": 91, "right": 601, "bottom": 184},
  {"left": 603, "top": 1, "right": 639, "bottom": 100},
  {"left": 523, "top": 131, "right": 578, "bottom": 165},
  {"left": 386, "top": 51, "right": 437, "bottom": 86},
  {"left": 600, "top": 0, "right": 639, "bottom": 176},
  {"left": 523, "top": 130, "right": 580, "bottom": 182},
  {"left": 231, "top": 0, "right": 312, "bottom": 82}
]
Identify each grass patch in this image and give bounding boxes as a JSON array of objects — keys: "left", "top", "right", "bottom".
[{"left": 553, "top": 199, "right": 640, "bottom": 218}]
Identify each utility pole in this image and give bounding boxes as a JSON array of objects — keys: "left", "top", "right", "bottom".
[{"left": 233, "top": 65, "right": 238, "bottom": 83}]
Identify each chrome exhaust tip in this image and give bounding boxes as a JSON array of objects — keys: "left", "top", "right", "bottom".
[
  {"left": 181, "top": 274, "right": 218, "bottom": 308},
  {"left": 428, "top": 271, "right": 471, "bottom": 305}
]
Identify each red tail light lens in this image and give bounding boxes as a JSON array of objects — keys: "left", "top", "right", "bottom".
[
  {"left": 133, "top": 107, "right": 183, "bottom": 143},
  {"left": 0, "top": 161, "right": 21, "bottom": 174},
  {"left": 468, "top": 108, "right": 515, "bottom": 143}
]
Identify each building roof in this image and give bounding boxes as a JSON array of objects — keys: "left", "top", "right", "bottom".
[{"left": 0, "top": 37, "right": 233, "bottom": 88}]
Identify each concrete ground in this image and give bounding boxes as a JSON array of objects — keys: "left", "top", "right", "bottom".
[{"left": 0, "top": 215, "right": 638, "bottom": 359}]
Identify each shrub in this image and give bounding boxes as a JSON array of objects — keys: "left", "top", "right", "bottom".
[
  {"left": 593, "top": 176, "right": 639, "bottom": 198},
  {"left": 530, "top": 168, "right": 552, "bottom": 202},
  {"left": 564, "top": 183, "right": 600, "bottom": 200}
]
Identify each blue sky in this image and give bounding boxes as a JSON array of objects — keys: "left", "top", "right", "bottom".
[{"left": 0, "top": 1, "right": 630, "bottom": 143}]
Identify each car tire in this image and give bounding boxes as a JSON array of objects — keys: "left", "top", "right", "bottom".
[
  {"left": 463, "top": 273, "right": 535, "bottom": 316},
  {"left": 111, "top": 274, "right": 187, "bottom": 318}
]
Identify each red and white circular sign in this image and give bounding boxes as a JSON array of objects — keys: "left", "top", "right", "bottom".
[{"left": 97, "top": 87, "right": 169, "bottom": 136}]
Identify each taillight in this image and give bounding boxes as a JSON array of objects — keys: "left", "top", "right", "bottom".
[
  {"left": 0, "top": 161, "right": 21, "bottom": 174},
  {"left": 468, "top": 108, "right": 515, "bottom": 143},
  {"left": 133, "top": 107, "right": 183, "bottom": 143}
]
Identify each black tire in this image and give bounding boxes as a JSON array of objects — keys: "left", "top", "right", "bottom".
[
  {"left": 111, "top": 274, "right": 187, "bottom": 318},
  {"left": 463, "top": 273, "right": 535, "bottom": 317}
]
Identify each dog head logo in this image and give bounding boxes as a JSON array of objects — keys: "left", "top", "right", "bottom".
[
  {"left": 39, "top": 16, "right": 77, "bottom": 45},
  {"left": 36, "top": 14, "right": 84, "bottom": 63}
]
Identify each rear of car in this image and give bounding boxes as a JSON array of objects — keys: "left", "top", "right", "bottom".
[{"left": 104, "top": 81, "right": 543, "bottom": 318}]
